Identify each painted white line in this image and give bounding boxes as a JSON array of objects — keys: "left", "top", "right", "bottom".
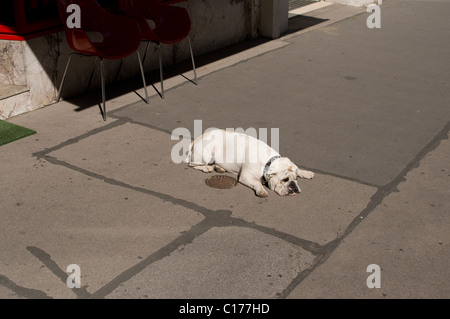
[{"left": 290, "top": 1, "right": 334, "bottom": 15}]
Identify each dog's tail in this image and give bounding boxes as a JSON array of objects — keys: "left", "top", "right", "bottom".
[{"left": 183, "top": 140, "right": 195, "bottom": 164}]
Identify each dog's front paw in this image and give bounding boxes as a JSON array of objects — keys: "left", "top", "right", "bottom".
[
  {"left": 297, "top": 169, "right": 314, "bottom": 180},
  {"left": 256, "top": 189, "right": 269, "bottom": 198},
  {"left": 304, "top": 171, "right": 314, "bottom": 179}
]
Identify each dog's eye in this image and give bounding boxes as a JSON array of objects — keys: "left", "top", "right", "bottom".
[{"left": 282, "top": 178, "right": 289, "bottom": 183}]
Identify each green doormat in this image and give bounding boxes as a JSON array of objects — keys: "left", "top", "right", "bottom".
[{"left": 0, "top": 120, "right": 36, "bottom": 146}]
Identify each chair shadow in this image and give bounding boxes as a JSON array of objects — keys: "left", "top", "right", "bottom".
[
  {"left": 63, "top": 15, "right": 328, "bottom": 114},
  {"left": 65, "top": 36, "right": 275, "bottom": 113}
]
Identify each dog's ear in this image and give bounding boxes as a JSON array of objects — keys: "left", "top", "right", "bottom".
[{"left": 265, "top": 172, "right": 278, "bottom": 185}]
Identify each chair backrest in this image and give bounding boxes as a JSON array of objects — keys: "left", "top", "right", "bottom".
[{"left": 56, "top": 0, "right": 142, "bottom": 59}]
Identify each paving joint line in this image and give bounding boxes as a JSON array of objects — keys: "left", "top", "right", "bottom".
[
  {"left": 30, "top": 114, "right": 450, "bottom": 299},
  {"left": 24, "top": 117, "right": 450, "bottom": 299},
  {"left": 30, "top": 120, "right": 324, "bottom": 298},
  {"left": 278, "top": 120, "right": 450, "bottom": 298}
]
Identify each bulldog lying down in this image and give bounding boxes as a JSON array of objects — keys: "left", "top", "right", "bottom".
[{"left": 184, "top": 129, "right": 314, "bottom": 197}]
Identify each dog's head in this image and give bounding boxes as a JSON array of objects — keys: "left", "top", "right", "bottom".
[{"left": 266, "top": 158, "right": 301, "bottom": 196}]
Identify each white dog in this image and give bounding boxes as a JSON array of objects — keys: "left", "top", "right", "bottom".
[{"left": 184, "top": 129, "right": 314, "bottom": 197}]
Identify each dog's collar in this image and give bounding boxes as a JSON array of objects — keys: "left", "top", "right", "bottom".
[{"left": 262, "top": 156, "right": 281, "bottom": 183}]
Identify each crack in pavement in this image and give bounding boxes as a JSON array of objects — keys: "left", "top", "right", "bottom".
[
  {"left": 38, "top": 153, "right": 323, "bottom": 299},
  {"left": 3, "top": 113, "right": 447, "bottom": 299}
]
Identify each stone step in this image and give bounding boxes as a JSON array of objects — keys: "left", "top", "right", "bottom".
[{"left": 0, "top": 84, "right": 29, "bottom": 101}]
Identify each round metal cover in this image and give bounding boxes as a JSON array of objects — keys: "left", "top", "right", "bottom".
[{"left": 205, "top": 175, "right": 238, "bottom": 189}]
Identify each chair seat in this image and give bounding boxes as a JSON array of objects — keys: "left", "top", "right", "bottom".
[
  {"left": 119, "top": 0, "right": 197, "bottom": 98},
  {"left": 67, "top": 30, "right": 130, "bottom": 59},
  {"left": 60, "top": 1, "right": 142, "bottom": 60}
]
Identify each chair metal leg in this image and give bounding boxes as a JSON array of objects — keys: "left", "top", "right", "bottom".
[
  {"left": 99, "top": 58, "right": 107, "bottom": 121},
  {"left": 188, "top": 37, "right": 198, "bottom": 85},
  {"left": 136, "top": 51, "right": 149, "bottom": 104},
  {"left": 142, "top": 41, "right": 151, "bottom": 66},
  {"left": 57, "top": 53, "right": 76, "bottom": 102},
  {"left": 157, "top": 43, "right": 165, "bottom": 98}
]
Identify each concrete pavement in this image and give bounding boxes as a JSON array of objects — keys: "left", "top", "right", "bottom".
[{"left": 1, "top": 0, "right": 449, "bottom": 299}]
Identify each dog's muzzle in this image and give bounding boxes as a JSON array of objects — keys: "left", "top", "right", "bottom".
[{"left": 288, "top": 181, "right": 300, "bottom": 196}]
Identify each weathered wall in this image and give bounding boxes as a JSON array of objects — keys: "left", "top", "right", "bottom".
[{"left": 0, "top": 41, "right": 27, "bottom": 86}]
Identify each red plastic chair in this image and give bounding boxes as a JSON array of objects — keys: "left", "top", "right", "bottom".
[
  {"left": 119, "top": 0, "right": 197, "bottom": 98},
  {"left": 56, "top": 0, "right": 149, "bottom": 121}
]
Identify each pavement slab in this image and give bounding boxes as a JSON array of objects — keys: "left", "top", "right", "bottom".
[
  {"left": 0, "top": 138, "right": 203, "bottom": 298},
  {"left": 107, "top": 227, "right": 315, "bottom": 299},
  {"left": 288, "top": 136, "right": 450, "bottom": 298}
]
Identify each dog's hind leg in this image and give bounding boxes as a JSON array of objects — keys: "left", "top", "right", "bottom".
[{"left": 214, "top": 165, "right": 226, "bottom": 173}]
